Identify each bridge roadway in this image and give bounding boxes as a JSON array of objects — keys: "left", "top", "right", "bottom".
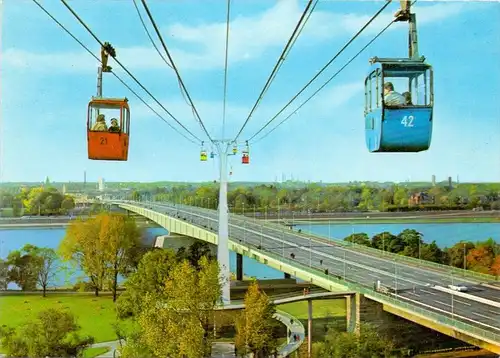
[{"left": 122, "top": 201, "right": 500, "bottom": 339}]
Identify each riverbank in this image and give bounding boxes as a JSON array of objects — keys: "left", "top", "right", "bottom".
[
  {"left": 263, "top": 210, "right": 500, "bottom": 224},
  {"left": 0, "top": 221, "right": 159, "bottom": 230},
  {"left": 290, "top": 217, "right": 500, "bottom": 224}
]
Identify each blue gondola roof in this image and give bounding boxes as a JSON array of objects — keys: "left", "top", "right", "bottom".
[{"left": 366, "top": 56, "right": 432, "bottom": 77}]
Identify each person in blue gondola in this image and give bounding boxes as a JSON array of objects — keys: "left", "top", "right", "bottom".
[
  {"left": 383, "top": 82, "right": 405, "bottom": 106},
  {"left": 402, "top": 91, "right": 412, "bottom": 105},
  {"left": 108, "top": 118, "right": 120, "bottom": 133}
]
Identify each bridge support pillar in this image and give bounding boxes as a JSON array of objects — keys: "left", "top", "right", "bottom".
[
  {"left": 307, "top": 298, "right": 312, "bottom": 358},
  {"left": 345, "top": 293, "right": 360, "bottom": 336},
  {"left": 284, "top": 272, "right": 291, "bottom": 279},
  {"left": 236, "top": 253, "right": 243, "bottom": 281}
]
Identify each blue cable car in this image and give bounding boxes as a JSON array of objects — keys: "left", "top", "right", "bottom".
[{"left": 364, "top": 1, "right": 434, "bottom": 153}]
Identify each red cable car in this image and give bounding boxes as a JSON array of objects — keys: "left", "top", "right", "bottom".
[
  {"left": 241, "top": 141, "right": 250, "bottom": 164},
  {"left": 87, "top": 42, "right": 130, "bottom": 161},
  {"left": 87, "top": 97, "right": 130, "bottom": 161},
  {"left": 242, "top": 152, "right": 249, "bottom": 164}
]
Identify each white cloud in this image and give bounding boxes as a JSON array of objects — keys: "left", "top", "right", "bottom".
[{"left": 3, "top": 1, "right": 469, "bottom": 73}]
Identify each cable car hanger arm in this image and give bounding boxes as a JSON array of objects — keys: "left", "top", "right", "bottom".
[{"left": 394, "top": 0, "right": 419, "bottom": 60}]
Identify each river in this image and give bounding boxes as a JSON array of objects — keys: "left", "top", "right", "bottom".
[{"left": 1, "top": 222, "right": 498, "bottom": 289}]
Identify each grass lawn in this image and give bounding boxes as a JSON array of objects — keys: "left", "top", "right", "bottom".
[
  {"left": 82, "top": 346, "right": 110, "bottom": 358},
  {"left": 0, "top": 293, "right": 127, "bottom": 343},
  {"left": 278, "top": 298, "right": 346, "bottom": 319},
  {"left": 278, "top": 299, "right": 346, "bottom": 343}
]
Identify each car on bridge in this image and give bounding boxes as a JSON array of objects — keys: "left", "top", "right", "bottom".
[{"left": 448, "top": 284, "right": 468, "bottom": 292}]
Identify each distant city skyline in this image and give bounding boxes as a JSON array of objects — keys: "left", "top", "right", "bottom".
[
  {"left": 2, "top": 1, "right": 499, "bottom": 183},
  {"left": 0, "top": 173, "right": 484, "bottom": 185}
]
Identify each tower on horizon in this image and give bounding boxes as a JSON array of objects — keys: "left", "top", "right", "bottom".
[
  {"left": 84, "top": 170, "right": 87, "bottom": 187},
  {"left": 432, "top": 175, "right": 436, "bottom": 186},
  {"left": 98, "top": 177, "right": 105, "bottom": 192}
]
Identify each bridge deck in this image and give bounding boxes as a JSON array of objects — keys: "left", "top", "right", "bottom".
[{"left": 114, "top": 201, "right": 500, "bottom": 353}]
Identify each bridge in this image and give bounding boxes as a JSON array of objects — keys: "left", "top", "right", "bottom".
[{"left": 111, "top": 200, "right": 500, "bottom": 354}]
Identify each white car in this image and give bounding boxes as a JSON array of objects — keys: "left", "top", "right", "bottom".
[{"left": 448, "top": 284, "right": 468, "bottom": 292}]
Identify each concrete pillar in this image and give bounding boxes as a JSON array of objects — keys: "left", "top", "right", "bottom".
[
  {"left": 284, "top": 272, "right": 291, "bottom": 279},
  {"left": 345, "top": 293, "right": 361, "bottom": 336},
  {"left": 308, "top": 299, "right": 312, "bottom": 358},
  {"left": 236, "top": 253, "right": 243, "bottom": 281}
]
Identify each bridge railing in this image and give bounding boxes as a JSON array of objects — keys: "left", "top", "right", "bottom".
[
  {"left": 114, "top": 201, "right": 499, "bottom": 283},
  {"left": 257, "top": 246, "right": 500, "bottom": 345}
]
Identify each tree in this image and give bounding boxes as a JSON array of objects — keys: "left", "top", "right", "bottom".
[
  {"left": 60, "top": 213, "right": 141, "bottom": 300},
  {"left": 135, "top": 257, "right": 221, "bottom": 358},
  {"left": 314, "top": 324, "right": 395, "bottom": 358},
  {"left": 60, "top": 217, "right": 108, "bottom": 296},
  {"left": 398, "top": 229, "right": 424, "bottom": 258},
  {"left": 419, "top": 241, "right": 443, "bottom": 263},
  {"left": 22, "top": 187, "right": 44, "bottom": 214},
  {"left": 130, "top": 190, "right": 141, "bottom": 201},
  {"left": 22, "top": 245, "right": 59, "bottom": 297},
  {"left": 0, "top": 308, "right": 94, "bottom": 357},
  {"left": 393, "top": 187, "right": 408, "bottom": 207},
  {"left": 371, "top": 232, "right": 397, "bottom": 251},
  {"left": 235, "top": 281, "right": 280, "bottom": 357},
  {"left": 99, "top": 213, "right": 141, "bottom": 302},
  {"left": 61, "top": 196, "right": 76, "bottom": 212},
  {"left": 6, "top": 248, "right": 39, "bottom": 291},
  {"left": 490, "top": 256, "right": 500, "bottom": 277},
  {"left": 467, "top": 246, "right": 495, "bottom": 274},
  {"left": 0, "top": 258, "right": 9, "bottom": 290},
  {"left": 12, "top": 197, "right": 23, "bottom": 217},
  {"left": 443, "top": 241, "right": 475, "bottom": 268},
  {"left": 344, "top": 233, "right": 371, "bottom": 247},
  {"left": 116, "top": 248, "right": 178, "bottom": 318},
  {"left": 187, "top": 241, "right": 214, "bottom": 270}
]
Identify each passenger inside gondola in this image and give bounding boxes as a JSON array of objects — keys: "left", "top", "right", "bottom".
[
  {"left": 383, "top": 82, "right": 405, "bottom": 106},
  {"left": 402, "top": 91, "right": 412, "bottom": 105},
  {"left": 108, "top": 118, "right": 120, "bottom": 133},
  {"left": 91, "top": 114, "right": 108, "bottom": 131}
]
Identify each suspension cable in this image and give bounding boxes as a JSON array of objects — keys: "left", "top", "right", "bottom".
[
  {"left": 251, "top": 20, "right": 396, "bottom": 145},
  {"left": 246, "top": 0, "right": 393, "bottom": 142},
  {"left": 140, "top": 0, "right": 214, "bottom": 143},
  {"left": 32, "top": 0, "right": 198, "bottom": 144},
  {"left": 221, "top": 0, "right": 231, "bottom": 139},
  {"left": 131, "top": 0, "right": 172, "bottom": 70},
  {"left": 132, "top": 0, "right": 192, "bottom": 109},
  {"left": 233, "top": 0, "right": 317, "bottom": 142},
  {"left": 58, "top": 0, "right": 203, "bottom": 143}
]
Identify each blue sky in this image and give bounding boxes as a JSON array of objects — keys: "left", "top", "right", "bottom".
[{"left": 2, "top": 0, "right": 500, "bottom": 184}]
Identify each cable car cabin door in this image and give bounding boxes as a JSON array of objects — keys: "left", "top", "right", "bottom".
[{"left": 87, "top": 99, "right": 130, "bottom": 161}]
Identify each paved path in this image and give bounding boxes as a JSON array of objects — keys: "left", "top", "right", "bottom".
[{"left": 275, "top": 309, "right": 305, "bottom": 357}]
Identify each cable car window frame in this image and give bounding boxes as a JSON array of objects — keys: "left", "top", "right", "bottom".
[
  {"left": 88, "top": 100, "right": 129, "bottom": 132},
  {"left": 381, "top": 64, "right": 433, "bottom": 108},
  {"left": 365, "top": 70, "right": 378, "bottom": 114},
  {"left": 120, "top": 106, "right": 130, "bottom": 135}
]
